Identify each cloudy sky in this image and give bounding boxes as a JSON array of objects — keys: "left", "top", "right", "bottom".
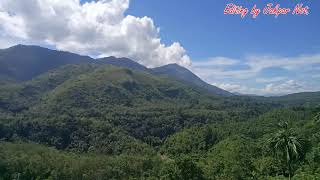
[{"left": 0, "top": 0, "right": 319, "bottom": 95}]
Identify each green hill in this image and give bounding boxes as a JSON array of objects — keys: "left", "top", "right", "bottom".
[
  {"left": 0, "top": 64, "right": 278, "bottom": 149},
  {"left": 0, "top": 63, "right": 319, "bottom": 179}
]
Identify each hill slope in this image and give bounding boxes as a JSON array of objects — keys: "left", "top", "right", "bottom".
[
  {"left": 0, "top": 64, "right": 277, "bottom": 148},
  {"left": 152, "top": 63, "right": 233, "bottom": 96}
]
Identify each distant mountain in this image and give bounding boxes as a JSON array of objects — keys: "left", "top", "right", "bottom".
[
  {"left": 0, "top": 45, "right": 93, "bottom": 81},
  {"left": 0, "top": 45, "right": 232, "bottom": 96},
  {"left": 152, "top": 64, "right": 233, "bottom": 96},
  {"left": 233, "top": 92, "right": 260, "bottom": 97},
  {"left": 270, "top": 91, "right": 320, "bottom": 107}
]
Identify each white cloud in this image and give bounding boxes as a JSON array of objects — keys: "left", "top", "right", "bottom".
[
  {"left": 193, "top": 57, "right": 239, "bottom": 67},
  {"left": 0, "top": 0, "right": 191, "bottom": 68},
  {"left": 0, "top": 11, "right": 27, "bottom": 39},
  {"left": 263, "top": 80, "right": 305, "bottom": 95},
  {"left": 256, "top": 77, "right": 287, "bottom": 83},
  {"left": 246, "top": 54, "right": 320, "bottom": 72},
  {"left": 212, "top": 83, "right": 247, "bottom": 93},
  {"left": 193, "top": 54, "right": 320, "bottom": 81},
  {"left": 214, "top": 80, "right": 317, "bottom": 96},
  {"left": 193, "top": 67, "right": 256, "bottom": 80},
  {"left": 191, "top": 53, "right": 320, "bottom": 95}
]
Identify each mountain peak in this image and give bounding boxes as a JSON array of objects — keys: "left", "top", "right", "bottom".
[
  {"left": 10, "top": 44, "right": 27, "bottom": 48},
  {"left": 162, "top": 63, "right": 185, "bottom": 69},
  {"left": 0, "top": 45, "right": 93, "bottom": 81},
  {"left": 8, "top": 44, "right": 46, "bottom": 50}
]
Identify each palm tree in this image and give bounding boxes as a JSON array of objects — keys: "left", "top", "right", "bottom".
[{"left": 268, "top": 122, "right": 304, "bottom": 180}]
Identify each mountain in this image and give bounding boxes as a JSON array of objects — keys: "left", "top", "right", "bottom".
[
  {"left": 0, "top": 45, "right": 232, "bottom": 96},
  {"left": 99, "top": 57, "right": 150, "bottom": 72},
  {"left": 0, "top": 63, "right": 277, "bottom": 147},
  {"left": 0, "top": 45, "right": 93, "bottom": 81},
  {"left": 271, "top": 91, "right": 320, "bottom": 107},
  {"left": 233, "top": 92, "right": 260, "bottom": 97},
  {"left": 1, "top": 49, "right": 320, "bottom": 179},
  {"left": 0, "top": 45, "right": 149, "bottom": 82},
  {"left": 33, "top": 64, "right": 205, "bottom": 115},
  {"left": 0, "top": 64, "right": 203, "bottom": 150},
  {"left": 0, "top": 64, "right": 99, "bottom": 112},
  {"left": 99, "top": 60, "right": 231, "bottom": 96},
  {"left": 152, "top": 63, "right": 233, "bottom": 96}
]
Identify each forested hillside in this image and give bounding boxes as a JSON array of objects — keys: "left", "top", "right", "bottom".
[
  {"left": 0, "top": 64, "right": 277, "bottom": 149},
  {"left": 1, "top": 106, "right": 320, "bottom": 179},
  {"left": 0, "top": 52, "right": 319, "bottom": 179}
]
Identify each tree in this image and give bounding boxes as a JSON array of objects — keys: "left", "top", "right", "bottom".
[
  {"left": 160, "top": 156, "right": 204, "bottom": 180},
  {"left": 268, "top": 122, "right": 304, "bottom": 180},
  {"left": 176, "top": 157, "right": 205, "bottom": 180},
  {"left": 201, "top": 136, "right": 255, "bottom": 180},
  {"left": 314, "top": 112, "right": 320, "bottom": 123}
]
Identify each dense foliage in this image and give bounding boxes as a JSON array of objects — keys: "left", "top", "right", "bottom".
[{"left": 0, "top": 64, "right": 319, "bottom": 179}]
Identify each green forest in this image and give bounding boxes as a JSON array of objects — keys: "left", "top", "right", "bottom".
[{"left": 0, "top": 64, "right": 320, "bottom": 179}]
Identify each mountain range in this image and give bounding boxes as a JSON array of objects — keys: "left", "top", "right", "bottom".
[{"left": 0, "top": 44, "right": 232, "bottom": 96}]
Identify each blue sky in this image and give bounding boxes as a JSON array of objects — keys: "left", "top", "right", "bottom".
[
  {"left": 0, "top": 0, "right": 319, "bottom": 95},
  {"left": 127, "top": 0, "right": 320, "bottom": 59},
  {"left": 126, "top": 0, "right": 320, "bottom": 95}
]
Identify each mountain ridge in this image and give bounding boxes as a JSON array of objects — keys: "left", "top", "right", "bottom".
[
  {"left": 152, "top": 63, "right": 233, "bottom": 96},
  {"left": 0, "top": 44, "right": 231, "bottom": 96}
]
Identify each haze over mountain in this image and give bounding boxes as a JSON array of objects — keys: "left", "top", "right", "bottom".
[{"left": 0, "top": 45, "right": 231, "bottom": 96}]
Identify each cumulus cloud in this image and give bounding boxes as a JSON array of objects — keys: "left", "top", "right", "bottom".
[{"left": 0, "top": 0, "right": 191, "bottom": 67}]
